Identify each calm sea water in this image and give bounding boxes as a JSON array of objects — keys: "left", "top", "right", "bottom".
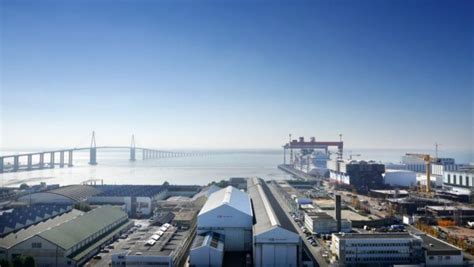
[{"left": 0, "top": 148, "right": 472, "bottom": 187}]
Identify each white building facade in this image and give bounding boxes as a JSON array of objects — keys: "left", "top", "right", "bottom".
[
  {"left": 196, "top": 186, "right": 253, "bottom": 252},
  {"left": 248, "top": 178, "right": 301, "bottom": 267},
  {"left": 444, "top": 169, "right": 474, "bottom": 188}
]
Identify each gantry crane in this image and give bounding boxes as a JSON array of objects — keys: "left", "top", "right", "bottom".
[{"left": 406, "top": 153, "right": 435, "bottom": 193}]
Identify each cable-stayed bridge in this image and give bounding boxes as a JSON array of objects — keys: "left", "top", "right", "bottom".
[{"left": 0, "top": 132, "right": 207, "bottom": 173}]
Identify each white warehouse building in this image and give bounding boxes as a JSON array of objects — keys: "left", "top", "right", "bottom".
[
  {"left": 196, "top": 186, "right": 253, "bottom": 252},
  {"left": 248, "top": 178, "right": 301, "bottom": 267},
  {"left": 189, "top": 232, "right": 224, "bottom": 267}
]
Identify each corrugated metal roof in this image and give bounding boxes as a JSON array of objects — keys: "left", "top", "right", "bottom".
[
  {"left": 247, "top": 178, "right": 299, "bottom": 236},
  {"left": 198, "top": 186, "right": 252, "bottom": 217},
  {"left": 38, "top": 206, "right": 127, "bottom": 250},
  {"left": 191, "top": 232, "right": 224, "bottom": 250},
  {"left": 48, "top": 185, "right": 101, "bottom": 202},
  {"left": 0, "top": 209, "right": 83, "bottom": 249},
  {"left": 247, "top": 178, "right": 277, "bottom": 235}
]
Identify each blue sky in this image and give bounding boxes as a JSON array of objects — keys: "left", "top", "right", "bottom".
[{"left": 1, "top": 0, "right": 473, "bottom": 150}]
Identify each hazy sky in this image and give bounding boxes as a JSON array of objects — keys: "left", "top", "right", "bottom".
[{"left": 1, "top": 0, "right": 473, "bottom": 150}]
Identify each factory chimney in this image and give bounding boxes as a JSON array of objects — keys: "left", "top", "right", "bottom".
[{"left": 336, "top": 194, "right": 342, "bottom": 232}]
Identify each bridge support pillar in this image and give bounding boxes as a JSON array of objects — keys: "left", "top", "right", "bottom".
[
  {"left": 0, "top": 157, "right": 3, "bottom": 173},
  {"left": 39, "top": 153, "right": 44, "bottom": 169},
  {"left": 59, "top": 151, "right": 65, "bottom": 168},
  {"left": 50, "top": 152, "right": 55, "bottom": 168},
  {"left": 68, "top": 150, "right": 73, "bottom": 167},
  {"left": 13, "top": 155, "right": 20, "bottom": 172},
  {"left": 89, "top": 148, "right": 97, "bottom": 165},
  {"left": 130, "top": 147, "right": 136, "bottom": 161},
  {"left": 27, "top": 155, "right": 33, "bottom": 170}
]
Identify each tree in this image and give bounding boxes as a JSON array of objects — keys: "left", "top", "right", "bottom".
[
  {"left": 12, "top": 257, "right": 23, "bottom": 267},
  {"left": 74, "top": 202, "right": 91, "bottom": 212},
  {"left": 163, "top": 181, "right": 170, "bottom": 186},
  {"left": 23, "top": 256, "right": 35, "bottom": 267},
  {"left": 0, "top": 259, "right": 11, "bottom": 267},
  {"left": 19, "top": 183, "right": 29, "bottom": 190}
]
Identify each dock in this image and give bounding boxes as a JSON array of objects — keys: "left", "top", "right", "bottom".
[{"left": 278, "top": 164, "right": 323, "bottom": 182}]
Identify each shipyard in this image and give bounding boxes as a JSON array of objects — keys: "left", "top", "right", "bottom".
[
  {"left": 2, "top": 0, "right": 472, "bottom": 266},
  {"left": 0, "top": 134, "right": 472, "bottom": 267}
]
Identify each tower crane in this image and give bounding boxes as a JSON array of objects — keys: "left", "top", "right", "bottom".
[{"left": 405, "top": 153, "right": 435, "bottom": 194}]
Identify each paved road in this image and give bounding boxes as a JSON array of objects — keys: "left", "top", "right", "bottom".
[{"left": 267, "top": 182, "right": 329, "bottom": 267}]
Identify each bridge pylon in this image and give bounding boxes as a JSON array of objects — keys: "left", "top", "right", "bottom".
[
  {"left": 130, "top": 135, "right": 136, "bottom": 161},
  {"left": 89, "top": 131, "right": 97, "bottom": 165}
]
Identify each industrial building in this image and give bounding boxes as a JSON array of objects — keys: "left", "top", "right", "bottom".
[
  {"left": 17, "top": 184, "right": 101, "bottom": 204},
  {"left": 111, "top": 224, "right": 193, "bottom": 267},
  {"left": 248, "top": 178, "right": 301, "bottom": 267},
  {"left": 419, "top": 234, "right": 463, "bottom": 266},
  {"left": 443, "top": 167, "right": 474, "bottom": 188},
  {"left": 328, "top": 160, "right": 385, "bottom": 192},
  {"left": 425, "top": 205, "right": 474, "bottom": 225},
  {"left": 383, "top": 169, "right": 417, "bottom": 187},
  {"left": 155, "top": 198, "right": 201, "bottom": 229},
  {"left": 271, "top": 180, "right": 312, "bottom": 217},
  {"left": 402, "top": 154, "right": 456, "bottom": 173},
  {"left": 387, "top": 196, "right": 452, "bottom": 216},
  {"left": 437, "top": 187, "right": 471, "bottom": 202},
  {"left": 432, "top": 162, "right": 463, "bottom": 176},
  {"left": 417, "top": 173, "right": 444, "bottom": 188},
  {"left": 303, "top": 210, "right": 351, "bottom": 234},
  {"left": 5, "top": 206, "right": 130, "bottom": 266},
  {"left": 189, "top": 232, "right": 224, "bottom": 267},
  {"left": 0, "top": 209, "right": 83, "bottom": 261},
  {"left": 196, "top": 186, "right": 253, "bottom": 251},
  {"left": 331, "top": 233, "right": 424, "bottom": 266},
  {"left": 89, "top": 185, "right": 167, "bottom": 217},
  {"left": 87, "top": 184, "right": 201, "bottom": 218},
  {"left": 369, "top": 189, "right": 409, "bottom": 198},
  {"left": 0, "top": 203, "right": 72, "bottom": 237}
]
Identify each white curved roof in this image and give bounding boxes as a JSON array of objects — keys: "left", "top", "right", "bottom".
[{"left": 198, "top": 186, "right": 253, "bottom": 217}]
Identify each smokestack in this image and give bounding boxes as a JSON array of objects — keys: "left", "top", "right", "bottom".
[{"left": 336, "top": 194, "right": 341, "bottom": 232}]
